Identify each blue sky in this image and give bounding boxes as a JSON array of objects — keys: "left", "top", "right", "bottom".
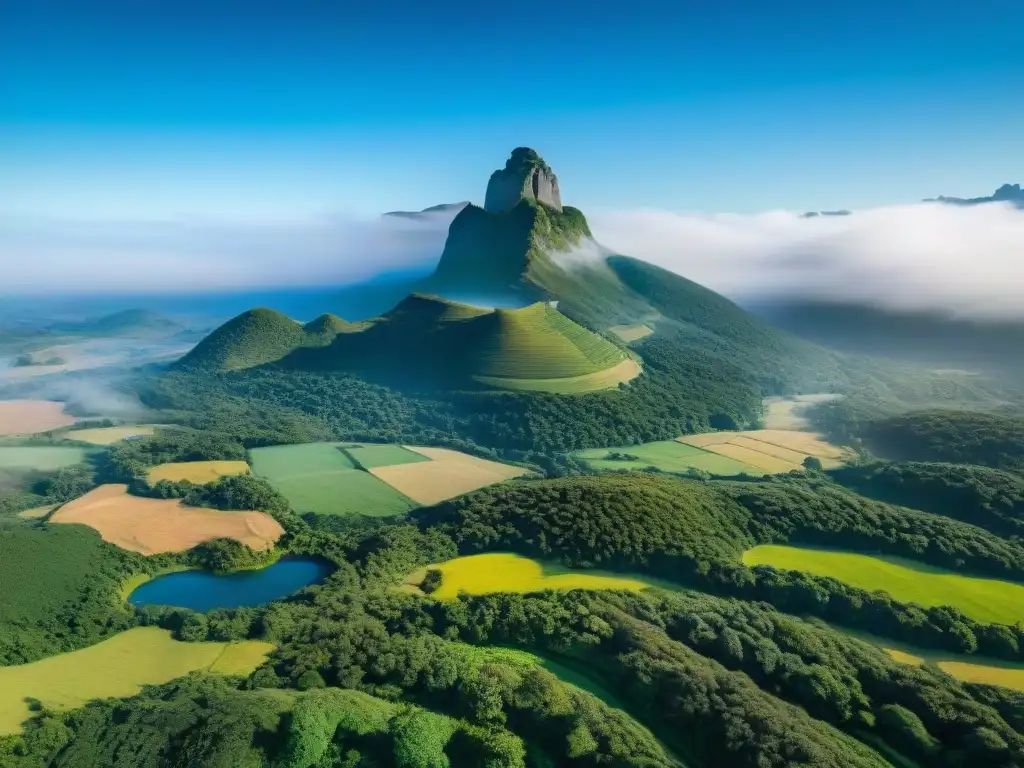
[{"left": 3, "top": 0, "right": 1023, "bottom": 219}]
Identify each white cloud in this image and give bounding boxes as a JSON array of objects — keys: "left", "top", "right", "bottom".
[
  {"left": 588, "top": 201, "right": 1024, "bottom": 320},
  {"left": 0, "top": 209, "right": 457, "bottom": 294}
]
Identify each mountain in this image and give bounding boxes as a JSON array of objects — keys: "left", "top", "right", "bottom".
[
  {"left": 927, "top": 182, "right": 1024, "bottom": 207},
  {"left": 49, "top": 309, "right": 184, "bottom": 338},
  {"left": 180, "top": 294, "right": 636, "bottom": 393},
  {"left": 383, "top": 202, "right": 470, "bottom": 220},
  {"left": 184, "top": 147, "right": 845, "bottom": 395}
]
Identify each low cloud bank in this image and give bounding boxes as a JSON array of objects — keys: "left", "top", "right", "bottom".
[
  {"left": 588, "top": 201, "right": 1024, "bottom": 321},
  {"left": 0, "top": 210, "right": 457, "bottom": 294}
]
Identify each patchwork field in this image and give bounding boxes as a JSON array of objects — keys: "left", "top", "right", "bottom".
[
  {"left": 677, "top": 429, "right": 851, "bottom": 472},
  {"left": 340, "top": 443, "right": 429, "bottom": 470},
  {"left": 0, "top": 446, "right": 87, "bottom": 470},
  {"left": 404, "top": 553, "right": 674, "bottom": 599},
  {"left": 576, "top": 439, "right": 760, "bottom": 476},
  {"left": 65, "top": 425, "right": 158, "bottom": 444},
  {"left": 250, "top": 443, "right": 416, "bottom": 517},
  {"left": 49, "top": 484, "right": 283, "bottom": 554},
  {"left": 761, "top": 394, "right": 841, "bottom": 430},
  {"left": 474, "top": 357, "right": 642, "bottom": 394},
  {"left": 372, "top": 446, "right": 529, "bottom": 505},
  {"left": 608, "top": 323, "right": 654, "bottom": 343},
  {"left": 743, "top": 544, "right": 1024, "bottom": 626},
  {"left": 0, "top": 627, "right": 273, "bottom": 735},
  {"left": 0, "top": 400, "right": 76, "bottom": 435},
  {"left": 147, "top": 459, "right": 250, "bottom": 484}
]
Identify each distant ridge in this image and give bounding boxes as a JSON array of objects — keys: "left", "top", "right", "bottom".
[
  {"left": 382, "top": 202, "right": 470, "bottom": 220},
  {"left": 926, "top": 183, "right": 1024, "bottom": 207},
  {"left": 49, "top": 309, "right": 183, "bottom": 338}
]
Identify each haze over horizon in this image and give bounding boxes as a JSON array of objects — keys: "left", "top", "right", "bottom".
[{"left": 2, "top": 1, "right": 1022, "bottom": 318}]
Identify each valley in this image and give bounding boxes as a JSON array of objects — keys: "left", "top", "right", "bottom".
[{"left": 1, "top": 147, "right": 1023, "bottom": 767}]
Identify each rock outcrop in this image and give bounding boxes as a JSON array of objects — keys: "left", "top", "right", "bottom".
[{"left": 484, "top": 148, "right": 563, "bottom": 213}]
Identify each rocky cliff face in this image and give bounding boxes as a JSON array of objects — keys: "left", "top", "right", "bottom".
[{"left": 484, "top": 147, "right": 563, "bottom": 213}]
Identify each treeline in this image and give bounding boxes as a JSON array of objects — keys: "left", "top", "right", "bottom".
[{"left": 832, "top": 461, "right": 1024, "bottom": 537}]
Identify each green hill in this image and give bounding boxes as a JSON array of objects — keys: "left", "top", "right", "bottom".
[{"left": 181, "top": 295, "right": 635, "bottom": 393}]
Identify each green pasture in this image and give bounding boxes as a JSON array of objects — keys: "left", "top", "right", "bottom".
[
  {"left": 340, "top": 443, "right": 429, "bottom": 469},
  {"left": 743, "top": 544, "right": 1024, "bottom": 626},
  {"left": 576, "top": 439, "right": 759, "bottom": 476},
  {"left": 250, "top": 442, "right": 416, "bottom": 517},
  {"left": 0, "top": 446, "right": 88, "bottom": 470}
]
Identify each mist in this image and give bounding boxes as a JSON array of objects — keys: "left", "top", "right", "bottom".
[
  {"left": 588, "top": 201, "right": 1024, "bottom": 321},
  {"left": 0, "top": 209, "right": 456, "bottom": 294}
]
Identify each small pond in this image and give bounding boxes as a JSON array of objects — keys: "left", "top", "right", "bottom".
[{"left": 127, "top": 556, "right": 334, "bottom": 612}]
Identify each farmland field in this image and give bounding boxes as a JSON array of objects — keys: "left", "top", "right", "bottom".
[
  {"left": 474, "top": 357, "right": 641, "bottom": 394},
  {"left": 0, "top": 446, "right": 87, "bottom": 470},
  {"left": 50, "top": 484, "right": 283, "bottom": 554},
  {"left": 147, "top": 459, "right": 250, "bottom": 484},
  {"left": 762, "top": 394, "right": 841, "bottom": 430},
  {"left": 0, "top": 627, "right": 273, "bottom": 735},
  {"left": 743, "top": 544, "right": 1024, "bottom": 625},
  {"left": 0, "top": 400, "right": 76, "bottom": 435},
  {"left": 340, "top": 443, "right": 429, "bottom": 470},
  {"left": 251, "top": 442, "right": 416, "bottom": 517},
  {"left": 608, "top": 323, "right": 654, "bottom": 343},
  {"left": 65, "top": 425, "right": 158, "bottom": 444},
  {"left": 677, "top": 428, "right": 851, "bottom": 471},
  {"left": 404, "top": 552, "right": 676, "bottom": 599},
  {"left": 373, "top": 445, "right": 528, "bottom": 505},
  {"left": 576, "top": 439, "right": 760, "bottom": 476},
  {"left": 16, "top": 504, "right": 56, "bottom": 519}
]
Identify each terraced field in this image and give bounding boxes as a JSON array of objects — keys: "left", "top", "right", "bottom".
[
  {"left": 576, "top": 439, "right": 760, "bottom": 476},
  {"left": 404, "top": 553, "right": 675, "bottom": 599},
  {"left": 0, "top": 627, "right": 273, "bottom": 735},
  {"left": 743, "top": 544, "right": 1024, "bottom": 625},
  {"left": 147, "top": 459, "right": 250, "bottom": 484},
  {"left": 250, "top": 443, "right": 416, "bottom": 517},
  {"left": 677, "top": 429, "right": 851, "bottom": 472},
  {"left": 0, "top": 446, "right": 87, "bottom": 470}
]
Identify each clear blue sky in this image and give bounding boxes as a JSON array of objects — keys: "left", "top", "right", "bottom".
[{"left": 3, "top": 0, "right": 1022, "bottom": 219}]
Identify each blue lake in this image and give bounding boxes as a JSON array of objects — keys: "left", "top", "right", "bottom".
[{"left": 127, "top": 556, "right": 334, "bottom": 612}]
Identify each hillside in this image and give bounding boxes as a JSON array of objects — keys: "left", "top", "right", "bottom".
[
  {"left": 180, "top": 295, "right": 636, "bottom": 393},
  {"left": 50, "top": 309, "right": 183, "bottom": 338}
]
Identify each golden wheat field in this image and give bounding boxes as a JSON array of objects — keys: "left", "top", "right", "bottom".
[
  {"left": 370, "top": 446, "right": 528, "bottom": 505},
  {"left": 67, "top": 425, "right": 158, "bottom": 444},
  {"left": 677, "top": 428, "right": 851, "bottom": 471},
  {"left": 147, "top": 460, "right": 250, "bottom": 484},
  {"left": 0, "top": 400, "right": 77, "bottom": 435},
  {"left": 49, "top": 484, "right": 283, "bottom": 554}
]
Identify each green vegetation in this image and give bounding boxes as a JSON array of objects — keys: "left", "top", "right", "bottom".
[
  {"left": 742, "top": 544, "right": 1024, "bottom": 626},
  {"left": 832, "top": 461, "right": 1024, "bottom": 537},
  {"left": 576, "top": 439, "right": 760, "bottom": 476},
  {"left": 251, "top": 442, "right": 416, "bottom": 517},
  {"left": 0, "top": 627, "right": 272, "bottom": 735},
  {"left": 0, "top": 447, "right": 87, "bottom": 470},
  {"left": 339, "top": 443, "right": 429, "bottom": 470},
  {"left": 0, "top": 526, "right": 141, "bottom": 664}
]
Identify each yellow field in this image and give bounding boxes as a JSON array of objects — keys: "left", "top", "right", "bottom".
[
  {"left": 67, "top": 425, "right": 158, "bottom": 445},
  {"left": 762, "top": 394, "right": 841, "bottom": 430},
  {"left": 17, "top": 504, "right": 56, "bottom": 519},
  {"left": 677, "top": 428, "right": 851, "bottom": 471},
  {"left": 885, "top": 649, "right": 925, "bottom": 666},
  {"left": 0, "top": 400, "right": 76, "bottom": 435},
  {"left": 370, "top": 446, "right": 528, "bottom": 505},
  {"left": 608, "top": 324, "right": 653, "bottom": 343},
  {"left": 405, "top": 552, "right": 666, "bottom": 599},
  {"left": 744, "top": 544, "right": 1024, "bottom": 626},
  {"left": 474, "top": 358, "right": 642, "bottom": 394},
  {"left": 147, "top": 460, "right": 250, "bottom": 484},
  {"left": 0, "top": 627, "right": 273, "bottom": 735},
  {"left": 50, "top": 484, "right": 283, "bottom": 555}
]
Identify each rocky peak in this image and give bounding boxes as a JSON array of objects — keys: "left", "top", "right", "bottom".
[
  {"left": 993, "top": 183, "right": 1023, "bottom": 201},
  {"left": 484, "top": 147, "right": 563, "bottom": 213}
]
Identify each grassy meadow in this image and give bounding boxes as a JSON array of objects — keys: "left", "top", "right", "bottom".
[
  {"left": 0, "top": 627, "right": 273, "bottom": 735},
  {"left": 146, "top": 459, "right": 250, "bottom": 484},
  {"left": 405, "top": 552, "right": 676, "bottom": 599},
  {"left": 340, "top": 443, "right": 429, "bottom": 469},
  {"left": 576, "top": 439, "right": 760, "bottom": 476},
  {"left": 474, "top": 358, "right": 642, "bottom": 394},
  {"left": 0, "top": 446, "right": 87, "bottom": 470},
  {"left": 743, "top": 544, "right": 1024, "bottom": 626},
  {"left": 250, "top": 442, "right": 416, "bottom": 517}
]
